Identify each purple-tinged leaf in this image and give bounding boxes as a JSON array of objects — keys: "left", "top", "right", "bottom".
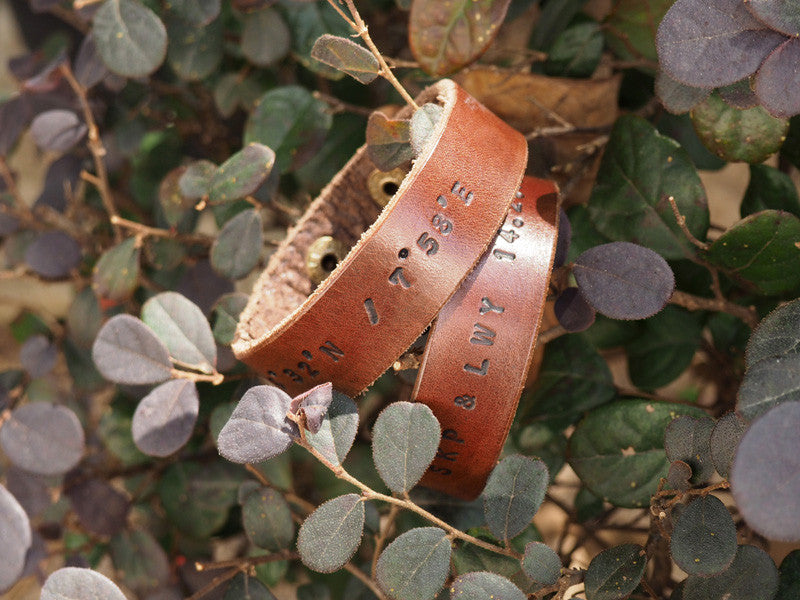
[
  {"left": 0, "top": 484, "right": 31, "bottom": 593},
  {"left": 176, "top": 259, "right": 234, "bottom": 315},
  {"left": 30, "top": 110, "right": 87, "bottom": 153},
  {"left": 25, "top": 231, "right": 81, "bottom": 279},
  {"left": 553, "top": 207, "right": 571, "bottom": 268},
  {"left": 366, "top": 111, "right": 413, "bottom": 172},
  {"left": 19, "top": 50, "right": 67, "bottom": 94},
  {"left": 74, "top": 36, "right": 109, "bottom": 89},
  {"left": 667, "top": 460, "right": 692, "bottom": 491},
  {"left": 755, "top": 37, "right": 800, "bottom": 119},
  {"left": 585, "top": 544, "right": 646, "bottom": 600},
  {"left": 554, "top": 287, "right": 595, "bottom": 332},
  {"left": 132, "top": 379, "right": 199, "bottom": 457},
  {"left": 311, "top": 34, "right": 379, "bottom": 84},
  {"left": 656, "top": 0, "right": 786, "bottom": 88},
  {"left": 665, "top": 415, "right": 716, "bottom": 484},
  {"left": 710, "top": 412, "right": 747, "bottom": 479},
  {"left": 0, "top": 403, "right": 85, "bottom": 476},
  {"left": 6, "top": 467, "right": 50, "bottom": 518},
  {"left": 34, "top": 155, "right": 83, "bottom": 212},
  {"left": 92, "top": 0, "right": 168, "bottom": 78},
  {"left": 19, "top": 334, "right": 57, "bottom": 378},
  {"left": 732, "top": 401, "right": 800, "bottom": 541},
  {"left": 217, "top": 385, "right": 298, "bottom": 463},
  {"left": 655, "top": 71, "right": 710, "bottom": 114},
  {"left": 305, "top": 390, "right": 358, "bottom": 466},
  {"left": 0, "top": 96, "right": 31, "bottom": 155},
  {"left": 682, "top": 545, "right": 779, "bottom": 600},
  {"left": 92, "top": 314, "right": 173, "bottom": 385},
  {"left": 746, "top": 0, "right": 800, "bottom": 36},
  {"left": 65, "top": 478, "right": 130, "bottom": 536},
  {"left": 290, "top": 382, "right": 333, "bottom": 434},
  {"left": 573, "top": 242, "right": 675, "bottom": 320},
  {"left": 719, "top": 77, "right": 759, "bottom": 110}
]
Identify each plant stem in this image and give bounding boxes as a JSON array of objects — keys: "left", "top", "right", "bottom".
[
  {"left": 298, "top": 439, "right": 520, "bottom": 559},
  {"left": 669, "top": 290, "right": 757, "bottom": 329},
  {"left": 667, "top": 196, "right": 708, "bottom": 250},
  {"left": 59, "top": 63, "right": 122, "bottom": 242},
  {"left": 171, "top": 368, "right": 225, "bottom": 385},
  {"left": 110, "top": 215, "right": 213, "bottom": 245},
  {"left": 327, "top": 0, "right": 419, "bottom": 110},
  {"left": 345, "top": 563, "right": 389, "bottom": 599}
]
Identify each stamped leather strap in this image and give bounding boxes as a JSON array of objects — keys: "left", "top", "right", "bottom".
[
  {"left": 233, "top": 79, "right": 528, "bottom": 397},
  {"left": 413, "top": 177, "right": 560, "bottom": 499}
]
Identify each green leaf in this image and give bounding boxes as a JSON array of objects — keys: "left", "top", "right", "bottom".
[
  {"left": 242, "top": 8, "right": 291, "bottom": 67},
  {"left": 144, "top": 237, "right": 186, "bottom": 271},
  {"left": 604, "top": 0, "right": 672, "bottom": 63},
  {"left": 224, "top": 574, "right": 277, "bottom": 600},
  {"left": 98, "top": 404, "right": 149, "bottom": 467},
  {"left": 92, "top": 314, "right": 172, "bottom": 385},
  {"left": 295, "top": 112, "right": 366, "bottom": 193},
  {"left": 521, "top": 542, "right": 561, "bottom": 586},
  {"left": 587, "top": 115, "right": 709, "bottom": 260},
  {"left": 746, "top": 298, "right": 800, "bottom": 369},
  {"left": 544, "top": 19, "right": 603, "bottom": 78},
  {"left": 741, "top": 164, "right": 800, "bottom": 218},
  {"left": 109, "top": 529, "right": 170, "bottom": 593},
  {"left": 179, "top": 159, "right": 217, "bottom": 200},
  {"left": 93, "top": 237, "right": 141, "bottom": 302},
  {"left": 306, "top": 390, "right": 359, "bottom": 466},
  {"left": 692, "top": 93, "right": 789, "bottom": 163},
  {"left": 214, "top": 73, "right": 265, "bottom": 119},
  {"left": 376, "top": 527, "right": 451, "bottom": 600},
  {"left": 584, "top": 544, "right": 646, "bottom": 600},
  {"left": 92, "top": 0, "right": 167, "bottom": 78},
  {"left": 777, "top": 550, "right": 800, "bottom": 600},
  {"left": 297, "top": 494, "right": 365, "bottom": 573},
  {"left": 670, "top": 495, "right": 737, "bottom": 576},
  {"left": 409, "top": 0, "right": 512, "bottom": 76},
  {"left": 141, "top": 291, "right": 217, "bottom": 374},
  {"left": 483, "top": 455, "right": 548, "bottom": 541},
  {"left": 166, "top": 14, "right": 222, "bottom": 80},
  {"left": 520, "top": 334, "right": 616, "bottom": 427},
  {"left": 41, "top": 568, "right": 126, "bottom": 600},
  {"left": 241, "top": 486, "right": 294, "bottom": 551},
  {"left": 157, "top": 167, "right": 196, "bottom": 228},
  {"left": 449, "top": 572, "right": 525, "bottom": 600},
  {"left": 280, "top": 0, "right": 352, "bottom": 78},
  {"left": 211, "top": 208, "right": 263, "bottom": 280},
  {"left": 168, "top": 0, "right": 220, "bottom": 26},
  {"left": 409, "top": 103, "right": 443, "bottom": 155},
  {"left": 372, "top": 401, "right": 440, "bottom": 494},
  {"left": 209, "top": 143, "right": 276, "bottom": 204},
  {"left": 683, "top": 545, "right": 779, "bottom": 600},
  {"left": 709, "top": 412, "right": 747, "bottom": 479},
  {"left": 297, "top": 583, "right": 331, "bottom": 600},
  {"left": 67, "top": 288, "right": 103, "bottom": 350},
  {"left": 453, "top": 538, "right": 535, "bottom": 593},
  {"left": 514, "top": 423, "right": 567, "bottom": 483},
  {"left": 664, "top": 415, "right": 715, "bottom": 484},
  {"left": 568, "top": 399, "right": 706, "bottom": 507},
  {"left": 311, "top": 35, "right": 379, "bottom": 84},
  {"left": 366, "top": 111, "right": 413, "bottom": 172},
  {"left": 212, "top": 293, "right": 249, "bottom": 346},
  {"left": 244, "top": 86, "right": 332, "bottom": 172},
  {"left": 158, "top": 461, "right": 243, "bottom": 538},
  {"left": 627, "top": 306, "right": 703, "bottom": 390},
  {"left": 705, "top": 210, "right": 800, "bottom": 296}
]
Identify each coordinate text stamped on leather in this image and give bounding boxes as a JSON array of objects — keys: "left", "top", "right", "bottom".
[{"left": 233, "top": 79, "right": 559, "bottom": 498}]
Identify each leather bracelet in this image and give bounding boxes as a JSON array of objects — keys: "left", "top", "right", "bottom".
[
  {"left": 233, "top": 79, "right": 527, "bottom": 397},
  {"left": 233, "top": 80, "right": 558, "bottom": 499},
  {"left": 413, "top": 177, "right": 559, "bottom": 499}
]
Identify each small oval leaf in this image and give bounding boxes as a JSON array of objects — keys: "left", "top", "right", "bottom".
[
  {"left": 671, "top": 495, "right": 738, "bottom": 575},
  {"left": 365, "top": 111, "right": 413, "bottom": 172},
  {"left": 30, "top": 110, "right": 86, "bottom": 153},
  {"left": 484, "top": 455, "right": 548, "bottom": 541},
  {"left": 41, "top": 567, "right": 126, "bottom": 600},
  {"left": 93, "top": 237, "right": 141, "bottom": 302},
  {"left": 0, "top": 484, "right": 31, "bottom": 593},
  {"left": 521, "top": 541, "right": 561, "bottom": 586},
  {"left": 573, "top": 242, "right": 675, "bottom": 320},
  {"left": 311, "top": 34, "right": 379, "bottom": 84},
  {"left": 209, "top": 144, "right": 275, "bottom": 204},
  {"left": 242, "top": 486, "right": 295, "bottom": 551},
  {"left": 132, "top": 379, "right": 199, "bottom": 457},
  {"left": 142, "top": 292, "right": 216, "bottom": 374},
  {"left": 372, "top": 401, "right": 440, "bottom": 493},
  {"left": 305, "top": 389, "right": 358, "bottom": 465},
  {"left": 683, "top": 545, "right": 779, "bottom": 600},
  {"left": 585, "top": 544, "right": 646, "bottom": 600},
  {"left": 25, "top": 231, "right": 81, "bottom": 279},
  {"left": 65, "top": 478, "right": 130, "bottom": 537},
  {"left": 0, "top": 403, "right": 85, "bottom": 476},
  {"left": 376, "top": 527, "right": 451, "bottom": 600},
  {"left": 92, "top": 0, "right": 168, "bottom": 77},
  {"left": 664, "top": 415, "right": 715, "bottom": 484},
  {"left": 297, "top": 494, "right": 365, "bottom": 573},
  {"left": 92, "top": 314, "right": 172, "bottom": 385},
  {"left": 449, "top": 571, "right": 525, "bottom": 600},
  {"left": 19, "top": 334, "right": 57, "bottom": 378},
  {"left": 242, "top": 8, "right": 290, "bottom": 67},
  {"left": 710, "top": 412, "right": 748, "bottom": 479},
  {"left": 217, "top": 385, "right": 298, "bottom": 463},
  {"left": 210, "top": 208, "right": 263, "bottom": 280}
]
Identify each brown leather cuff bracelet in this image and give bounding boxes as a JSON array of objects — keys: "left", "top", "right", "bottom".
[{"left": 233, "top": 80, "right": 557, "bottom": 499}]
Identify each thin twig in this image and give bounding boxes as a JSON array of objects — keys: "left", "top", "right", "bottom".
[
  {"left": 59, "top": 63, "right": 122, "bottom": 241},
  {"left": 345, "top": 563, "right": 389, "bottom": 600},
  {"left": 184, "top": 567, "right": 240, "bottom": 600},
  {"left": 667, "top": 196, "right": 708, "bottom": 250},
  {"left": 539, "top": 324, "right": 567, "bottom": 345},
  {"left": 670, "top": 290, "right": 758, "bottom": 329},
  {"left": 170, "top": 368, "right": 225, "bottom": 385},
  {"left": 194, "top": 551, "right": 299, "bottom": 572},
  {"left": 110, "top": 215, "right": 213, "bottom": 245},
  {"left": 298, "top": 439, "right": 520, "bottom": 559},
  {"left": 313, "top": 91, "right": 374, "bottom": 117},
  {"left": 328, "top": 0, "right": 420, "bottom": 110},
  {"left": 372, "top": 503, "right": 401, "bottom": 578}
]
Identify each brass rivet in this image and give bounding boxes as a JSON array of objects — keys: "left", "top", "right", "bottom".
[
  {"left": 305, "top": 236, "right": 349, "bottom": 284},
  {"left": 367, "top": 167, "right": 406, "bottom": 207}
]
